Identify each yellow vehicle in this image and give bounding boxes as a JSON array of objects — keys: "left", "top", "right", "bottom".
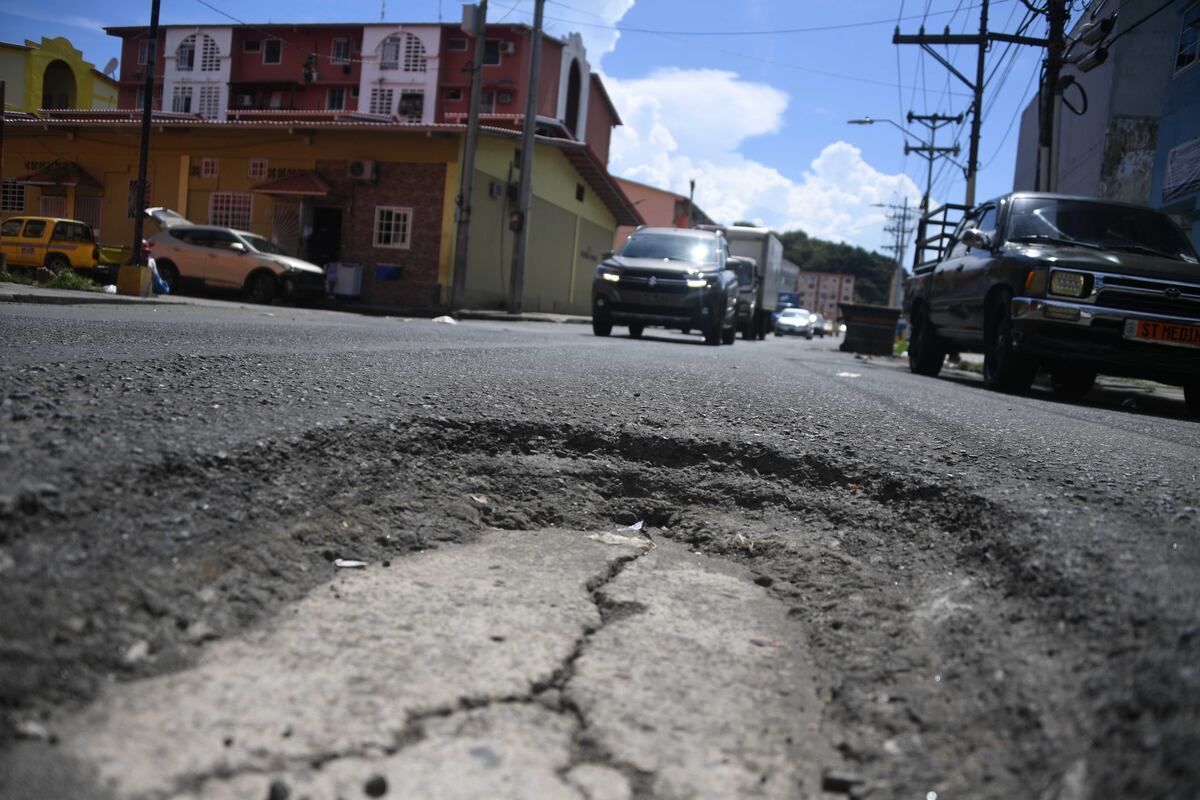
[{"left": 0, "top": 216, "right": 100, "bottom": 272}]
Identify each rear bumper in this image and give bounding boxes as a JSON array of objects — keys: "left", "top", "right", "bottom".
[{"left": 1012, "top": 296, "right": 1200, "bottom": 384}]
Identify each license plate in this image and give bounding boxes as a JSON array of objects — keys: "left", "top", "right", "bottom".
[
  {"left": 20, "top": 246, "right": 34, "bottom": 256},
  {"left": 1123, "top": 318, "right": 1200, "bottom": 349}
]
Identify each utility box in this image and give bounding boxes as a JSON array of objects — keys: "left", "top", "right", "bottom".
[
  {"left": 838, "top": 303, "right": 901, "bottom": 356},
  {"left": 330, "top": 262, "right": 362, "bottom": 298}
]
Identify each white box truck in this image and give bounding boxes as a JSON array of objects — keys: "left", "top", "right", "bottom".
[{"left": 724, "top": 226, "right": 784, "bottom": 341}]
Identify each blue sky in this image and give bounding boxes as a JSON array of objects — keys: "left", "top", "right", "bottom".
[{"left": 0, "top": 0, "right": 1049, "bottom": 256}]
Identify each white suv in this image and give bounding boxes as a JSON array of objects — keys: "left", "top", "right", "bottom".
[{"left": 144, "top": 208, "right": 325, "bottom": 304}]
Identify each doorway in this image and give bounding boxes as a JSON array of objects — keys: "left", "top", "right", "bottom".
[{"left": 307, "top": 207, "right": 343, "bottom": 266}]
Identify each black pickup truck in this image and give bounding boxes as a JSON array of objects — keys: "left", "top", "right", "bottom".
[{"left": 904, "top": 192, "right": 1200, "bottom": 416}]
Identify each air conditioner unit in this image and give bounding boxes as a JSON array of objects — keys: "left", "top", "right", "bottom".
[
  {"left": 236, "top": 94, "right": 254, "bottom": 107},
  {"left": 498, "top": 91, "right": 513, "bottom": 104},
  {"left": 348, "top": 159, "right": 378, "bottom": 181},
  {"left": 499, "top": 41, "right": 516, "bottom": 55}
]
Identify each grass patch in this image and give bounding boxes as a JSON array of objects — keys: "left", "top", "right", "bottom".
[
  {"left": 893, "top": 339, "right": 909, "bottom": 356},
  {"left": 0, "top": 269, "right": 36, "bottom": 286},
  {"left": 949, "top": 357, "right": 983, "bottom": 374},
  {"left": 45, "top": 270, "right": 103, "bottom": 292}
]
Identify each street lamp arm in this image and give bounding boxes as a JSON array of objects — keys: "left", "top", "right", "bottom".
[{"left": 846, "top": 117, "right": 929, "bottom": 147}]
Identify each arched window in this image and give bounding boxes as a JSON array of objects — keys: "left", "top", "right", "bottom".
[
  {"left": 41, "top": 60, "right": 76, "bottom": 109},
  {"left": 403, "top": 34, "right": 426, "bottom": 72},
  {"left": 177, "top": 34, "right": 220, "bottom": 72},
  {"left": 565, "top": 59, "right": 582, "bottom": 136}
]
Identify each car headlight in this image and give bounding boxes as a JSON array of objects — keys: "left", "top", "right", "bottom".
[
  {"left": 598, "top": 267, "right": 620, "bottom": 282},
  {"left": 686, "top": 277, "right": 707, "bottom": 288},
  {"left": 1049, "top": 270, "right": 1089, "bottom": 298}
]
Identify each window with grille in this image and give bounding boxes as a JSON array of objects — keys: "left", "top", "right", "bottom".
[
  {"left": 444, "top": 88, "right": 462, "bottom": 101},
  {"left": 380, "top": 36, "right": 401, "bottom": 69},
  {"left": 1, "top": 179, "right": 25, "bottom": 212},
  {"left": 1177, "top": 2, "right": 1200, "bottom": 74},
  {"left": 201, "top": 158, "right": 219, "bottom": 178},
  {"left": 248, "top": 159, "right": 268, "bottom": 179},
  {"left": 373, "top": 206, "right": 411, "bottom": 249},
  {"left": 263, "top": 39, "right": 282, "bottom": 65},
  {"left": 172, "top": 86, "right": 193, "bottom": 113},
  {"left": 197, "top": 85, "right": 221, "bottom": 119},
  {"left": 327, "top": 87, "right": 346, "bottom": 110},
  {"left": 244, "top": 39, "right": 261, "bottom": 52},
  {"left": 209, "top": 192, "right": 252, "bottom": 229},
  {"left": 40, "top": 196, "right": 67, "bottom": 217},
  {"left": 75, "top": 197, "right": 102, "bottom": 240},
  {"left": 138, "top": 39, "right": 152, "bottom": 65},
  {"left": 403, "top": 34, "right": 427, "bottom": 72},
  {"left": 399, "top": 90, "right": 424, "bottom": 122},
  {"left": 369, "top": 88, "right": 394, "bottom": 115},
  {"left": 177, "top": 38, "right": 195, "bottom": 71},
  {"left": 483, "top": 40, "right": 501, "bottom": 66},
  {"left": 198, "top": 35, "right": 220, "bottom": 71},
  {"left": 331, "top": 38, "right": 351, "bottom": 65}
]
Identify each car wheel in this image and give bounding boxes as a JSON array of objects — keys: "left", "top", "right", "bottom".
[
  {"left": 805, "top": 330, "right": 813, "bottom": 340},
  {"left": 44, "top": 254, "right": 70, "bottom": 275},
  {"left": 249, "top": 271, "right": 277, "bottom": 305},
  {"left": 722, "top": 323, "right": 736, "bottom": 345},
  {"left": 982, "top": 293, "right": 1036, "bottom": 393},
  {"left": 1050, "top": 367, "right": 1097, "bottom": 400},
  {"left": 703, "top": 310, "right": 721, "bottom": 346},
  {"left": 908, "top": 305, "right": 947, "bottom": 377},
  {"left": 592, "top": 313, "right": 613, "bottom": 337},
  {"left": 628, "top": 324, "right": 644, "bottom": 339},
  {"left": 156, "top": 260, "right": 180, "bottom": 293},
  {"left": 681, "top": 327, "right": 690, "bottom": 335},
  {"left": 1184, "top": 382, "right": 1200, "bottom": 418}
]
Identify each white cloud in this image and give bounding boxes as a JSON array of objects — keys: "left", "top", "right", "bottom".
[
  {"left": 2, "top": 8, "right": 105, "bottom": 32},
  {"left": 602, "top": 67, "right": 921, "bottom": 254}
]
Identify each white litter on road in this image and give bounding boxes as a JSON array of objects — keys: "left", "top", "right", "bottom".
[
  {"left": 618, "top": 520, "right": 644, "bottom": 531},
  {"left": 432, "top": 315, "right": 459, "bottom": 325},
  {"left": 333, "top": 559, "right": 368, "bottom": 569},
  {"left": 836, "top": 372, "right": 862, "bottom": 378}
]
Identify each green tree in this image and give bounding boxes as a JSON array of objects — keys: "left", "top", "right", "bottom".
[{"left": 777, "top": 229, "right": 895, "bottom": 306}]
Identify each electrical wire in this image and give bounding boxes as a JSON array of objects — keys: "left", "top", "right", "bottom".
[{"left": 1105, "top": 0, "right": 1174, "bottom": 46}]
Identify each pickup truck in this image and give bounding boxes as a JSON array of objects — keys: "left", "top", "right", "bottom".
[{"left": 904, "top": 192, "right": 1200, "bottom": 416}]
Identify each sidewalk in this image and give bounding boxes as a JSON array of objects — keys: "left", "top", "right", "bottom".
[{"left": 0, "top": 281, "right": 183, "bottom": 307}]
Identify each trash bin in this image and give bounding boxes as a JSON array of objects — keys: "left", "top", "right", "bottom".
[{"left": 838, "top": 303, "right": 901, "bottom": 356}]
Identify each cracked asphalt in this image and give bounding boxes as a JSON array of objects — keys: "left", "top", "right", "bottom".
[{"left": 1, "top": 298, "right": 1198, "bottom": 799}]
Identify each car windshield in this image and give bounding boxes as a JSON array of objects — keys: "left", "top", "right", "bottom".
[
  {"left": 620, "top": 234, "right": 719, "bottom": 265},
  {"left": 731, "top": 260, "right": 755, "bottom": 286},
  {"left": 1008, "top": 198, "right": 1198, "bottom": 263},
  {"left": 240, "top": 234, "right": 287, "bottom": 256},
  {"left": 781, "top": 309, "right": 809, "bottom": 318}
]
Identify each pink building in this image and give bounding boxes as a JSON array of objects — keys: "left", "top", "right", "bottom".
[
  {"left": 611, "top": 176, "right": 714, "bottom": 250},
  {"left": 796, "top": 272, "right": 855, "bottom": 321}
]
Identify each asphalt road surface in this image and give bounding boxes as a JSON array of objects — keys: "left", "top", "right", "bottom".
[{"left": 0, "top": 299, "right": 1197, "bottom": 799}]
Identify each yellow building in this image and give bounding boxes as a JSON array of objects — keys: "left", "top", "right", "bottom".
[
  {"left": 0, "top": 114, "right": 640, "bottom": 312},
  {"left": 0, "top": 36, "right": 118, "bottom": 112}
]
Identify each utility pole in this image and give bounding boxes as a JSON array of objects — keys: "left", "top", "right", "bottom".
[
  {"left": 905, "top": 112, "right": 961, "bottom": 211},
  {"left": 1038, "top": 1, "right": 1069, "bottom": 192},
  {"left": 894, "top": 0, "right": 1057, "bottom": 207},
  {"left": 449, "top": 0, "right": 488, "bottom": 311},
  {"left": 878, "top": 198, "right": 914, "bottom": 306},
  {"left": 507, "top": 0, "right": 546, "bottom": 314},
  {"left": 687, "top": 178, "right": 695, "bottom": 227},
  {"left": 121, "top": 0, "right": 161, "bottom": 298}
]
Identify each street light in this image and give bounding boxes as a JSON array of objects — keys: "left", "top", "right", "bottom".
[{"left": 847, "top": 116, "right": 959, "bottom": 213}]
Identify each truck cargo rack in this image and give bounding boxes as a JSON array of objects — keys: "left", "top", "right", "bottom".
[{"left": 912, "top": 202, "right": 970, "bottom": 274}]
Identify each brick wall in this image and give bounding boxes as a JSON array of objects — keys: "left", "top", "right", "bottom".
[{"left": 316, "top": 159, "right": 446, "bottom": 308}]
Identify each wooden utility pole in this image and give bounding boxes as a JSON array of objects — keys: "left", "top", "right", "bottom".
[
  {"left": 894, "top": 0, "right": 1057, "bottom": 207},
  {"left": 450, "top": 0, "right": 488, "bottom": 311},
  {"left": 905, "top": 112, "right": 962, "bottom": 211},
  {"left": 1038, "top": 1, "right": 1069, "bottom": 192},
  {"left": 507, "top": 0, "right": 545, "bottom": 314}
]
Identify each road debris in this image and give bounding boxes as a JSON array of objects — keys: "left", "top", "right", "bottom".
[
  {"left": 589, "top": 531, "right": 652, "bottom": 549},
  {"left": 333, "top": 559, "right": 368, "bottom": 569},
  {"left": 822, "top": 768, "right": 865, "bottom": 793},
  {"left": 267, "top": 778, "right": 290, "bottom": 800},
  {"left": 431, "top": 315, "right": 458, "bottom": 325},
  {"left": 749, "top": 638, "right": 785, "bottom": 648},
  {"left": 14, "top": 720, "right": 51, "bottom": 741},
  {"left": 364, "top": 773, "right": 389, "bottom": 797},
  {"left": 469, "top": 494, "right": 490, "bottom": 505},
  {"left": 618, "top": 520, "right": 644, "bottom": 531},
  {"left": 836, "top": 372, "right": 862, "bottom": 378}
]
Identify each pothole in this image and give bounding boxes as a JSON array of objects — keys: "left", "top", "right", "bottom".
[{"left": 1, "top": 416, "right": 1061, "bottom": 797}]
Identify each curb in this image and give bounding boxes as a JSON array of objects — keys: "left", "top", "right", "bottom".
[
  {"left": 453, "top": 310, "right": 591, "bottom": 325},
  {"left": 0, "top": 292, "right": 174, "bottom": 306}
]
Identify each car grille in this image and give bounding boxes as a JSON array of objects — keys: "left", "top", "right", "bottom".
[
  {"left": 1099, "top": 286, "right": 1200, "bottom": 321},
  {"left": 617, "top": 270, "right": 690, "bottom": 295},
  {"left": 610, "top": 302, "right": 692, "bottom": 318}
]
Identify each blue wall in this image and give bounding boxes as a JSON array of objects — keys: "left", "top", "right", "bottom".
[{"left": 1150, "top": 1, "right": 1200, "bottom": 252}]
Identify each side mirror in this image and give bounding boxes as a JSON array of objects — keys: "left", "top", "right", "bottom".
[
  {"left": 601, "top": 250, "right": 614, "bottom": 260},
  {"left": 961, "top": 228, "right": 992, "bottom": 251},
  {"left": 230, "top": 242, "right": 247, "bottom": 253}
]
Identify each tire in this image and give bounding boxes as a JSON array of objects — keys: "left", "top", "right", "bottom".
[
  {"left": 703, "top": 309, "right": 721, "bottom": 346},
  {"left": 249, "top": 271, "right": 277, "bottom": 305},
  {"left": 1050, "top": 367, "right": 1096, "bottom": 400},
  {"left": 741, "top": 323, "right": 755, "bottom": 341},
  {"left": 908, "top": 305, "right": 947, "bottom": 377},
  {"left": 774, "top": 329, "right": 782, "bottom": 337},
  {"left": 628, "top": 324, "right": 644, "bottom": 339},
  {"left": 45, "top": 254, "right": 70, "bottom": 275},
  {"left": 805, "top": 330, "right": 813, "bottom": 340},
  {"left": 592, "top": 313, "right": 613, "bottom": 337},
  {"left": 681, "top": 327, "right": 690, "bottom": 335},
  {"left": 722, "top": 323, "right": 736, "bottom": 345},
  {"left": 156, "top": 260, "right": 180, "bottom": 293},
  {"left": 982, "top": 293, "right": 1036, "bottom": 393},
  {"left": 1184, "top": 383, "right": 1200, "bottom": 419}
]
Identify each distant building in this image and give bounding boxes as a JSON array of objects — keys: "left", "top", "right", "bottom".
[
  {"left": 796, "top": 272, "right": 855, "bottom": 321},
  {"left": 1012, "top": 0, "right": 1198, "bottom": 249},
  {"left": 611, "top": 176, "right": 714, "bottom": 250},
  {"left": 0, "top": 36, "right": 117, "bottom": 112}
]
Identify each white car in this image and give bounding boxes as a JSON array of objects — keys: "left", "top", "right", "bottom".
[
  {"left": 144, "top": 208, "right": 325, "bottom": 304},
  {"left": 774, "top": 307, "right": 815, "bottom": 339}
]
